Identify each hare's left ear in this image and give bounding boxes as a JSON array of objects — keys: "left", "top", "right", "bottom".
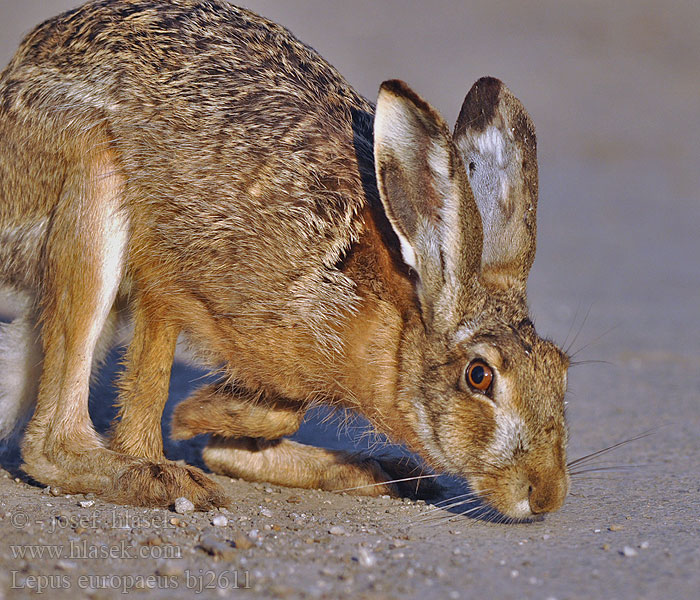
[{"left": 453, "top": 77, "right": 539, "bottom": 291}]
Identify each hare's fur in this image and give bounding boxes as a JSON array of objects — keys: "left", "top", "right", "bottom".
[{"left": 0, "top": 0, "right": 569, "bottom": 518}]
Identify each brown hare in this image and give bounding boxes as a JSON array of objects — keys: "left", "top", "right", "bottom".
[{"left": 0, "top": 0, "right": 569, "bottom": 520}]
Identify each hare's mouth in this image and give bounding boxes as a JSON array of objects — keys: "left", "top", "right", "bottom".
[{"left": 465, "top": 465, "right": 569, "bottom": 522}]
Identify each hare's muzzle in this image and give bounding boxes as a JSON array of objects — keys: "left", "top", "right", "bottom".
[{"left": 526, "top": 467, "right": 569, "bottom": 515}]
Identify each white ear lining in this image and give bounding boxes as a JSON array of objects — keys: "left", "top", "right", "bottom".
[
  {"left": 475, "top": 126, "right": 507, "bottom": 167},
  {"left": 396, "top": 232, "right": 417, "bottom": 270},
  {"left": 427, "top": 140, "right": 464, "bottom": 283}
]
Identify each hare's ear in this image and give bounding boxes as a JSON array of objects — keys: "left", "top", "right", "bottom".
[
  {"left": 374, "top": 80, "right": 483, "bottom": 326},
  {"left": 453, "top": 77, "right": 538, "bottom": 291}
]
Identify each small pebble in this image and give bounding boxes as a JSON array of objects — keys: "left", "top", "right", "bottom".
[
  {"left": 510, "top": 570, "right": 519, "bottom": 578},
  {"left": 156, "top": 561, "right": 184, "bottom": 577},
  {"left": 357, "top": 546, "right": 377, "bottom": 567},
  {"left": 234, "top": 534, "right": 255, "bottom": 550},
  {"left": 259, "top": 508, "right": 273, "bottom": 518},
  {"left": 622, "top": 546, "right": 638, "bottom": 557},
  {"left": 211, "top": 515, "right": 228, "bottom": 527},
  {"left": 199, "top": 536, "right": 237, "bottom": 561},
  {"left": 329, "top": 525, "right": 347, "bottom": 536},
  {"left": 56, "top": 560, "right": 77, "bottom": 571},
  {"left": 608, "top": 524, "right": 624, "bottom": 531},
  {"left": 174, "top": 497, "right": 194, "bottom": 514},
  {"left": 286, "top": 496, "right": 302, "bottom": 504},
  {"left": 79, "top": 500, "right": 95, "bottom": 508},
  {"left": 144, "top": 536, "right": 163, "bottom": 546},
  {"left": 640, "top": 541, "right": 650, "bottom": 549}
]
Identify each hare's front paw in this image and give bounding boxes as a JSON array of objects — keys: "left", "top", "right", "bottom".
[
  {"left": 201, "top": 436, "right": 440, "bottom": 499},
  {"left": 105, "top": 461, "right": 230, "bottom": 510},
  {"left": 363, "top": 455, "right": 443, "bottom": 500}
]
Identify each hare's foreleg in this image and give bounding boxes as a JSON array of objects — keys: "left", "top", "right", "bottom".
[
  {"left": 203, "top": 436, "right": 409, "bottom": 497},
  {"left": 109, "top": 296, "right": 180, "bottom": 461},
  {"left": 172, "top": 384, "right": 435, "bottom": 497},
  {"left": 101, "top": 296, "right": 228, "bottom": 509},
  {"left": 171, "top": 382, "right": 304, "bottom": 441}
]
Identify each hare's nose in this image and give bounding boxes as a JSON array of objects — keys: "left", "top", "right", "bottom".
[{"left": 528, "top": 472, "right": 569, "bottom": 514}]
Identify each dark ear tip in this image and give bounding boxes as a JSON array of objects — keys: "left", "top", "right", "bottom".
[
  {"left": 378, "top": 79, "right": 437, "bottom": 120},
  {"left": 379, "top": 79, "right": 411, "bottom": 96},
  {"left": 455, "top": 76, "right": 504, "bottom": 134},
  {"left": 472, "top": 76, "right": 505, "bottom": 94}
]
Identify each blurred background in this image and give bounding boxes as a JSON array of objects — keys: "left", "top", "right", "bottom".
[{"left": 1, "top": 1, "right": 698, "bottom": 460}]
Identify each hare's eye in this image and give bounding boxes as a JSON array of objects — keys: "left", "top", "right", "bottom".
[{"left": 465, "top": 360, "right": 494, "bottom": 394}]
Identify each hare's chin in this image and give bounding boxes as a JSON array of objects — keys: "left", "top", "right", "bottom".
[{"left": 509, "top": 498, "right": 533, "bottom": 519}]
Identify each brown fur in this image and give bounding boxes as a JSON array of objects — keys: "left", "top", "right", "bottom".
[{"left": 0, "top": 0, "right": 570, "bottom": 518}]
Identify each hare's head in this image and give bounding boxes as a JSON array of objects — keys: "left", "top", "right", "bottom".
[{"left": 374, "top": 78, "right": 569, "bottom": 519}]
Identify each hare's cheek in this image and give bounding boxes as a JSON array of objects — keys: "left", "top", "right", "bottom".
[
  {"left": 483, "top": 409, "right": 530, "bottom": 467},
  {"left": 430, "top": 399, "right": 496, "bottom": 473}
]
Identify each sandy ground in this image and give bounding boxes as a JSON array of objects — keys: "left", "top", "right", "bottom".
[{"left": 1, "top": 1, "right": 699, "bottom": 598}]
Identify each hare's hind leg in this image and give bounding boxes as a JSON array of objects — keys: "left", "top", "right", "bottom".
[
  {"left": 22, "top": 145, "right": 227, "bottom": 508},
  {"left": 21, "top": 147, "right": 132, "bottom": 493},
  {"left": 172, "top": 384, "right": 437, "bottom": 498}
]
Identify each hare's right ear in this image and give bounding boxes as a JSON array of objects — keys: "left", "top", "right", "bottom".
[{"left": 374, "top": 80, "right": 483, "bottom": 327}]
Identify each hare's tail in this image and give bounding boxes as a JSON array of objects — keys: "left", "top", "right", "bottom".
[{"left": 0, "top": 311, "right": 42, "bottom": 440}]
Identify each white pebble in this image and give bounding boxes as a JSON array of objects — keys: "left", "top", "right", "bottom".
[
  {"left": 329, "top": 525, "right": 347, "bottom": 536},
  {"left": 174, "top": 497, "right": 194, "bottom": 514},
  {"left": 640, "top": 541, "right": 650, "bottom": 549},
  {"left": 357, "top": 546, "right": 377, "bottom": 567},
  {"left": 622, "top": 546, "right": 638, "bottom": 557},
  {"left": 211, "top": 515, "right": 228, "bottom": 527},
  {"left": 510, "top": 569, "right": 519, "bottom": 578},
  {"left": 259, "top": 508, "right": 273, "bottom": 518},
  {"left": 79, "top": 500, "right": 95, "bottom": 508}
]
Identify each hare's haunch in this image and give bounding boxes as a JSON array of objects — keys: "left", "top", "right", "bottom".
[{"left": 0, "top": 0, "right": 569, "bottom": 519}]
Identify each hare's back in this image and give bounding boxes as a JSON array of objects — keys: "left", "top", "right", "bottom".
[{"left": 1, "top": 0, "right": 373, "bottom": 295}]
